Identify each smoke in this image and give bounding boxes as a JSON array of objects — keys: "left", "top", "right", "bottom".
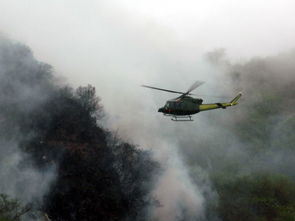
[
  {"left": 0, "top": 36, "right": 160, "bottom": 221},
  {"left": 175, "top": 49, "right": 295, "bottom": 220},
  {"left": 151, "top": 142, "right": 205, "bottom": 221},
  {"left": 224, "top": 50, "right": 295, "bottom": 176},
  {"left": 0, "top": 37, "right": 57, "bottom": 217},
  {"left": 0, "top": 1, "right": 294, "bottom": 220}
]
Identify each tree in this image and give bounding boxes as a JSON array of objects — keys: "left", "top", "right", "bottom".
[{"left": 0, "top": 194, "right": 30, "bottom": 221}]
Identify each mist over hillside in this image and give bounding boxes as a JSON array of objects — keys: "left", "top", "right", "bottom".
[
  {"left": 1, "top": 2, "right": 294, "bottom": 219},
  {"left": 0, "top": 35, "right": 294, "bottom": 221},
  {"left": 0, "top": 37, "right": 159, "bottom": 221},
  {"left": 179, "top": 49, "right": 295, "bottom": 221},
  {"left": 0, "top": 37, "right": 57, "bottom": 207}
]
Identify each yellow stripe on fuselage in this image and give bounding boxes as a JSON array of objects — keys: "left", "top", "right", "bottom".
[
  {"left": 199, "top": 102, "right": 234, "bottom": 112},
  {"left": 199, "top": 92, "right": 241, "bottom": 112}
]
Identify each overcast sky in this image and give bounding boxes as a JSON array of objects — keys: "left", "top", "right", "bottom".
[
  {"left": 0, "top": 0, "right": 294, "bottom": 144},
  {"left": 1, "top": 0, "right": 295, "bottom": 78},
  {"left": 0, "top": 0, "right": 294, "bottom": 145},
  {"left": 1, "top": 1, "right": 295, "bottom": 58}
]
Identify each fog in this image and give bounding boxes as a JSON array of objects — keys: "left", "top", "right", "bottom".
[
  {"left": 0, "top": 1, "right": 294, "bottom": 220},
  {"left": 0, "top": 38, "right": 58, "bottom": 220}
]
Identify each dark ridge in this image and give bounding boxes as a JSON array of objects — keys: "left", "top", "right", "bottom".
[{"left": 0, "top": 37, "right": 160, "bottom": 221}]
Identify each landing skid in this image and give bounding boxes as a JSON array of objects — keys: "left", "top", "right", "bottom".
[
  {"left": 170, "top": 115, "right": 193, "bottom": 122},
  {"left": 163, "top": 114, "right": 194, "bottom": 121}
]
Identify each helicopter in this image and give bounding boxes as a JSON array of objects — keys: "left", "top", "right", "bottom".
[{"left": 142, "top": 81, "right": 242, "bottom": 121}]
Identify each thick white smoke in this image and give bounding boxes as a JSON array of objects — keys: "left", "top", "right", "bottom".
[
  {"left": 0, "top": 1, "right": 294, "bottom": 220},
  {"left": 0, "top": 140, "right": 56, "bottom": 204},
  {"left": 0, "top": 38, "right": 57, "bottom": 219}
]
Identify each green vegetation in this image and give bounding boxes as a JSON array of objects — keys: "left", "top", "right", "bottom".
[
  {"left": 0, "top": 38, "right": 159, "bottom": 221},
  {"left": 1, "top": 35, "right": 294, "bottom": 221},
  {"left": 195, "top": 51, "right": 295, "bottom": 221},
  {"left": 0, "top": 194, "right": 30, "bottom": 221},
  {"left": 211, "top": 173, "right": 295, "bottom": 221}
]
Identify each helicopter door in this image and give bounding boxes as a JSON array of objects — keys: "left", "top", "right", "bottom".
[{"left": 175, "top": 102, "right": 181, "bottom": 110}]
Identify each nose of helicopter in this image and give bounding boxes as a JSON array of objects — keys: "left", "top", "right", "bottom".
[{"left": 158, "top": 107, "right": 164, "bottom": 112}]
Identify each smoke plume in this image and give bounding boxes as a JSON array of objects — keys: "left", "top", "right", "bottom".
[
  {"left": 0, "top": 1, "right": 294, "bottom": 220},
  {"left": 0, "top": 37, "right": 160, "bottom": 221},
  {"left": 0, "top": 37, "right": 57, "bottom": 219}
]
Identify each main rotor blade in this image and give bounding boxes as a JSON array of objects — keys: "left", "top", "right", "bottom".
[
  {"left": 186, "top": 81, "right": 205, "bottom": 94},
  {"left": 191, "top": 94, "right": 232, "bottom": 99},
  {"left": 141, "top": 85, "right": 185, "bottom": 95}
]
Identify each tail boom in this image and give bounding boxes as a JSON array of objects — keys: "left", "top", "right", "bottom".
[{"left": 198, "top": 92, "right": 242, "bottom": 112}]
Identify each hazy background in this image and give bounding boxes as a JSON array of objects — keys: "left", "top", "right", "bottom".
[
  {"left": 0, "top": 1, "right": 294, "bottom": 220},
  {"left": 0, "top": 0, "right": 293, "bottom": 140}
]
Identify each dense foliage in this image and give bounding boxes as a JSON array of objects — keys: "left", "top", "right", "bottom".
[
  {"left": 0, "top": 37, "right": 294, "bottom": 221},
  {"left": 211, "top": 173, "right": 295, "bottom": 221},
  {"left": 202, "top": 51, "right": 295, "bottom": 221},
  {"left": 0, "top": 38, "right": 159, "bottom": 221},
  {"left": 23, "top": 85, "right": 159, "bottom": 221},
  {"left": 0, "top": 194, "right": 30, "bottom": 221}
]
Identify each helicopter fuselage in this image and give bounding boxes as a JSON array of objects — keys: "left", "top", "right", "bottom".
[{"left": 158, "top": 96, "right": 203, "bottom": 116}]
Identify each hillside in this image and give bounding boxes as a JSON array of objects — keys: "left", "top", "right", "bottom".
[{"left": 0, "top": 38, "right": 159, "bottom": 221}]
